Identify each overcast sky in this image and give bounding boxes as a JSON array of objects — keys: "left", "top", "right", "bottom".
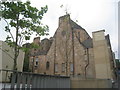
[{"left": 0, "top": 0, "right": 119, "bottom": 58}]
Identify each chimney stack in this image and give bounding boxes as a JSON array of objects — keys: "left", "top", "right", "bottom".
[
  {"left": 33, "top": 37, "right": 40, "bottom": 45},
  {"left": 59, "top": 14, "right": 70, "bottom": 27}
]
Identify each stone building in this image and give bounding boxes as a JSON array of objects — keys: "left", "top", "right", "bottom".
[{"left": 29, "top": 15, "right": 116, "bottom": 80}]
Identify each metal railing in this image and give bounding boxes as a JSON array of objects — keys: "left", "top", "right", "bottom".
[{"left": 0, "top": 69, "right": 70, "bottom": 89}]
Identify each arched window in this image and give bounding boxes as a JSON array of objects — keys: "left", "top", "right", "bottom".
[{"left": 46, "top": 61, "right": 50, "bottom": 70}]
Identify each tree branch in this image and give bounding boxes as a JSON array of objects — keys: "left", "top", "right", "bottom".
[
  {"left": 19, "top": 35, "right": 24, "bottom": 46},
  {"left": 4, "top": 19, "right": 14, "bottom": 42},
  {"left": 18, "top": 29, "right": 24, "bottom": 46}
]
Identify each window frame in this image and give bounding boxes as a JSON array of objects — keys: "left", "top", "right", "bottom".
[
  {"left": 35, "top": 57, "right": 39, "bottom": 67},
  {"left": 46, "top": 61, "right": 50, "bottom": 70},
  {"left": 55, "top": 63, "right": 58, "bottom": 72},
  {"left": 62, "top": 63, "right": 65, "bottom": 72},
  {"left": 70, "top": 63, "right": 73, "bottom": 72}
]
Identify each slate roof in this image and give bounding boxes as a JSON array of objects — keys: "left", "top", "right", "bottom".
[
  {"left": 70, "top": 19, "right": 93, "bottom": 48},
  {"left": 36, "top": 50, "right": 47, "bottom": 56},
  {"left": 105, "top": 34, "right": 112, "bottom": 48},
  {"left": 70, "top": 20, "right": 85, "bottom": 30},
  {"left": 82, "top": 39, "right": 93, "bottom": 48},
  {"left": 30, "top": 50, "right": 47, "bottom": 56}
]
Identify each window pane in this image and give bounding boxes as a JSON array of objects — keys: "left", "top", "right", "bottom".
[
  {"left": 62, "top": 63, "right": 65, "bottom": 72},
  {"left": 35, "top": 58, "right": 38, "bottom": 61},
  {"left": 84, "top": 55, "right": 87, "bottom": 61},
  {"left": 46, "top": 61, "right": 50, "bottom": 70},
  {"left": 70, "top": 63, "right": 73, "bottom": 72},
  {"left": 55, "top": 64, "right": 58, "bottom": 72},
  {"left": 35, "top": 57, "right": 38, "bottom": 66}
]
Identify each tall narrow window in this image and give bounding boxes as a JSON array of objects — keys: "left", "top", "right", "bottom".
[
  {"left": 84, "top": 50, "right": 87, "bottom": 55},
  {"left": 35, "top": 57, "right": 38, "bottom": 67},
  {"left": 84, "top": 55, "right": 87, "bottom": 61},
  {"left": 62, "top": 63, "right": 65, "bottom": 72},
  {"left": 70, "top": 63, "right": 73, "bottom": 72},
  {"left": 46, "top": 61, "right": 50, "bottom": 70},
  {"left": 55, "top": 63, "right": 58, "bottom": 72}
]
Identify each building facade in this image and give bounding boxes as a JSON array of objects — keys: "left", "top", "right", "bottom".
[
  {"left": 0, "top": 40, "right": 24, "bottom": 82},
  {"left": 29, "top": 15, "right": 116, "bottom": 80}
]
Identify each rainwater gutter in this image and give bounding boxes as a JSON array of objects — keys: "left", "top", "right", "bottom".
[{"left": 85, "top": 48, "right": 89, "bottom": 79}]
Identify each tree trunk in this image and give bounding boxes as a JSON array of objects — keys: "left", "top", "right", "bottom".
[{"left": 13, "top": 15, "right": 19, "bottom": 70}]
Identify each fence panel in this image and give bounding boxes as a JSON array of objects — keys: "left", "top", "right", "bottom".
[
  {"left": 16, "top": 72, "right": 22, "bottom": 88},
  {"left": 26, "top": 74, "right": 32, "bottom": 88},
  {"left": 0, "top": 69, "right": 70, "bottom": 89},
  {"left": 11, "top": 72, "right": 17, "bottom": 88},
  {"left": 21, "top": 73, "right": 26, "bottom": 88}
]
